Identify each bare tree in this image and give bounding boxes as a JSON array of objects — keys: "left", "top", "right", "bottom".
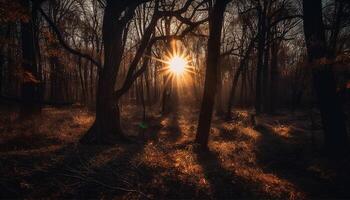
[
  {"left": 20, "top": 0, "right": 43, "bottom": 117},
  {"left": 195, "top": 0, "right": 230, "bottom": 149},
  {"left": 302, "top": 0, "right": 348, "bottom": 153}
]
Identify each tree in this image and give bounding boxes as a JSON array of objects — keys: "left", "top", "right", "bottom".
[
  {"left": 225, "top": 1, "right": 257, "bottom": 119},
  {"left": 80, "top": 0, "right": 154, "bottom": 144},
  {"left": 20, "top": 0, "right": 42, "bottom": 117},
  {"left": 226, "top": 38, "right": 254, "bottom": 119},
  {"left": 195, "top": 0, "right": 230, "bottom": 149},
  {"left": 80, "top": 0, "right": 203, "bottom": 144},
  {"left": 38, "top": 0, "right": 206, "bottom": 144},
  {"left": 302, "top": 0, "right": 348, "bottom": 153},
  {"left": 254, "top": 0, "right": 268, "bottom": 115}
]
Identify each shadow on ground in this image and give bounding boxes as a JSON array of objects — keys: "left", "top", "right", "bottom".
[
  {"left": 254, "top": 124, "right": 350, "bottom": 199},
  {"left": 1, "top": 107, "right": 350, "bottom": 199}
]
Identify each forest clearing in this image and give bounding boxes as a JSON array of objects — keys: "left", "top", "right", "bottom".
[{"left": 1, "top": 103, "right": 349, "bottom": 199}]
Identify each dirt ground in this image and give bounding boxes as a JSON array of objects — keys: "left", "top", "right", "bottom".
[{"left": 1, "top": 105, "right": 350, "bottom": 199}]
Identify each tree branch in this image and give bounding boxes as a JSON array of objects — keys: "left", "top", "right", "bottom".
[{"left": 38, "top": 7, "right": 102, "bottom": 69}]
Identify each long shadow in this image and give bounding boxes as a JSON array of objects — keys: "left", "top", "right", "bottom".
[
  {"left": 143, "top": 111, "right": 182, "bottom": 145},
  {"left": 61, "top": 115, "right": 167, "bottom": 199},
  {"left": 88, "top": 147, "right": 206, "bottom": 199},
  {"left": 0, "top": 143, "right": 115, "bottom": 198},
  {"left": 195, "top": 149, "right": 245, "bottom": 199},
  {"left": 83, "top": 111, "right": 223, "bottom": 199},
  {"left": 254, "top": 124, "right": 350, "bottom": 198},
  {"left": 162, "top": 112, "right": 181, "bottom": 142},
  {"left": 68, "top": 112, "right": 189, "bottom": 199},
  {"left": 0, "top": 113, "right": 167, "bottom": 199},
  {"left": 66, "top": 144, "right": 146, "bottom": 198}
]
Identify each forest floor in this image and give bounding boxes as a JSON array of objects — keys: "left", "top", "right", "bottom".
[{"left": 1, "top": 104, "right": 350, "bottom": 199}]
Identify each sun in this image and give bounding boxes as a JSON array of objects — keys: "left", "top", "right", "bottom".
[
  {"left": 168, "top": 56, "right": 188, "bottom": 75},
  {"left": 147, "top": 40, "right": 194, "bottom": 81}
]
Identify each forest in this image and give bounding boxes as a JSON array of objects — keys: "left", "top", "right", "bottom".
[{"left": 0, "top": 0, "right": 350, "bottom": 199}]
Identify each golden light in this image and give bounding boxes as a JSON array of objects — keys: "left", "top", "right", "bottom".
[
  {"left": 168, "top": 55, "right": 188, "bottom": 76},
  {"left": 148, "top": 40, "right": 194, "bottom": 85},
  {"left": 146, "top": 40, "right": 196, "bottom": 103}
]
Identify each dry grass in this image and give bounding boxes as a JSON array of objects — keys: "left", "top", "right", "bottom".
[
  {"left": 0, "top": 105, "right": 349, "bottom": 199},
  {"left": 0, "top": 107, "right": 93, "bottom": 152}
]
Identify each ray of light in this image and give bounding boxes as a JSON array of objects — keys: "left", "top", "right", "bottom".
[{"left": 148, "top": 40, "right": 195, "bottom": 88}]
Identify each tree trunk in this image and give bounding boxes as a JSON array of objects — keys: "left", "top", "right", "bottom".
[
  {"left": 161, "top": 74, "right": 172, "bottom": 114},
  {"left": 302, "top": 0, "right": 348, "bottom": 152},
  {"left": 0, "top": 46, "right": 3, "bottom": 95},
  {"left": 145, "top": 66, "right": 151, "bottom": 106},
  {"left": 226, "top": 39, "right": 254, "bottom": 119},
  {"left": 77, "top": 56, "right": 87, "bottom": 104},
  {"left": 215, "top": 65, "right": 224, "bottom": 116},
  {"left": 242, "top": 67, "right": 248, "bottom": 107},
  {"left": 20, "top": 0, "right": 41, "bottom": 117},
  {"left": 262, "top": 20, "right": 270, "bottom": 113},
  {"left": 153, "top": 64, "right": 158, "bottom": 103},
  {"left": 269, "top": 33, "right": 278, "bottom": 113},
  {"left": 195, "top": 0, "right": 229, "bottom": 149},
  {"left": 226, "top": 63, "right": 242, "bottom": 119},
  {"left": 141, "top": 75, "right": 146, "bottom": 122},
  {"left": 255, "top": 4, "right": 267, "bottom": 115},
  {"left": 80, "top": 1, "right": 126, "bottom": 144},
  {"left": 33, "top": 2, "right": 43, "bottom": 107}
]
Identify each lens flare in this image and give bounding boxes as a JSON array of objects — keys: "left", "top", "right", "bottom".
[
  {"left": 147, "top": 40, "right": 195, "bottom": 87},
  {"left": 168, "top": 56, "right": 188, "bottom": 75}
]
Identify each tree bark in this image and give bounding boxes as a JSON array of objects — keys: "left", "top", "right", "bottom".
[
  {"left": 255, "top": 3, "right": 267, "bottom": 115},
  {"left": 215, "top": 65, "right": 224, "bottom": 116},
  {"left": 262, "top": 17, "right": 270, "bottom": 113},
  {"left": 80, "top": 1, "right": 126, "bottom": 144},
  {"left": 269, "top": 34, "right": 278, "bottom": 113},
  {"left": 195, "top": 0, "right": 229, "bottom": 149},
  {"left": 302, "top": 0, "right": 348, "bottom": 152},
  {"left": 0, "top": 46, "right": 3, "bottom": 95},
  {"left": 20, "top": 0, "right": 41, "bottom": 117},
  {"left": 81, "top": 0, "right": 156, "bottom": 144}
]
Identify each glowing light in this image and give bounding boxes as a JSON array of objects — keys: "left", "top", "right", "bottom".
[
  {"left": 147, "top": 40, "right": 194, "bottom": 87},
  {"left": 168, "top": 56, "right": 188, "bottom": 75}
]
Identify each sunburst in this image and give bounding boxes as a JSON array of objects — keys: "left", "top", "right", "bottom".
[
  {"left": 149, "top": 40, "right": 194, "bottom": 82},
  {"left": 168, "top": 55, "right": 187, "bottom": 75}
]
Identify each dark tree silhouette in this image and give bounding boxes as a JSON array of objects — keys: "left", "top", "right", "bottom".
[
  {"left": 195, "top": 0, "right": 229, "bottom": 149},
  {"left": 20, "top": 0, "right": 42, "bottom": 117},
  {"left": 80, "top": 0, "right": 153, "bottom": 144},
  {"left": 302, "top": 0, "right": 348, "bottom": 152}
]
